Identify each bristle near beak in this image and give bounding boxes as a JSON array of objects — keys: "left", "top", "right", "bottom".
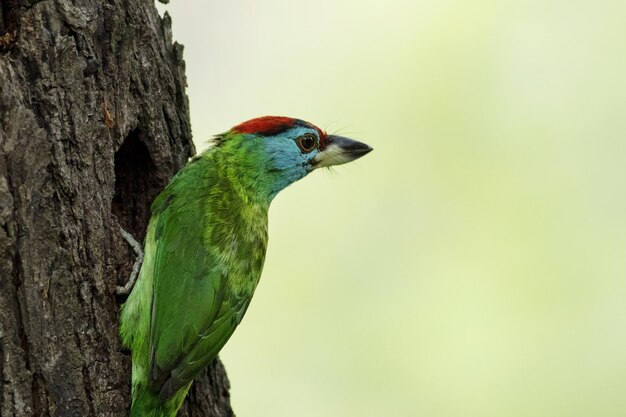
[{"left": 311, "top": 135, "right": 373, "bottom": 168}]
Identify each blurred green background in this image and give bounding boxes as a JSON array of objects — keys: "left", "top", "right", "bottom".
[{"left": 157, "top": 1, "right": 626, "bottom": 416}]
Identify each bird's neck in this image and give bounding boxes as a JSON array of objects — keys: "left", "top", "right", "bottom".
[
  {"left": 205, "top": 139, "right": 296, "bottom": 205},
  {"left": 200, "top": 145, "right": 274, "bottom": 209}
]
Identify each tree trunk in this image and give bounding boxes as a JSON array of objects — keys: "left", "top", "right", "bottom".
[{"left": 0, "top": 1, "right": 234, "bottom": 416}]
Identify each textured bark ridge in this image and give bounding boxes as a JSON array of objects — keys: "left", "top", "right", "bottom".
[{"left": 0, "top": 1, "right": 234, "bottom": 416}]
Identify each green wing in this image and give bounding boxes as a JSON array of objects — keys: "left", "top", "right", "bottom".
[{"left": 146, "top": 159, "right": 252, "bottom": 399}]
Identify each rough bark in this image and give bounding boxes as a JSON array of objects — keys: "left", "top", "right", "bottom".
[{"left": 0, "top": 1, "right": 234, "bottom": 416}]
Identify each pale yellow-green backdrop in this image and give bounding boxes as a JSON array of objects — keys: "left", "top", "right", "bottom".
[{"left": 156, "top": 1, "right": 626, "bottom": 416}]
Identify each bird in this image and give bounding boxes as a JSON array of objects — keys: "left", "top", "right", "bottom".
[{"left": 118, "top": 116, "right": 372, "bottom": 417}]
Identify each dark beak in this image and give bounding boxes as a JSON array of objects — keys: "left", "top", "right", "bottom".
[{"left": 312, "top": 135, "right": 373, "bottom": 168}]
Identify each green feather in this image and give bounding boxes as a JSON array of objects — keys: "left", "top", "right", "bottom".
[{"left": 120, "top": 143, "right": 269, "bottom": 416}]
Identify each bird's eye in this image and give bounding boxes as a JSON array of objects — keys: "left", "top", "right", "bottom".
[{"left": 296, "top": 133, "right": 317, "bottom": 153}]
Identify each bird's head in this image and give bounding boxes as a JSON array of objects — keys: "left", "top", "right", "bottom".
[{"left": 214, "top": 116, "right": 372, "bottom": 200}]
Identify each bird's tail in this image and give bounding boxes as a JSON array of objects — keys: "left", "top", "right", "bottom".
[{"left": 130, "top": 383, "right": 189, "bottom": 417}]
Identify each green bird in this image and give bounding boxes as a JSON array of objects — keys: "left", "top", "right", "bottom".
[{"left": 119, "top": 116, "right": 372, "bottom": 417}]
